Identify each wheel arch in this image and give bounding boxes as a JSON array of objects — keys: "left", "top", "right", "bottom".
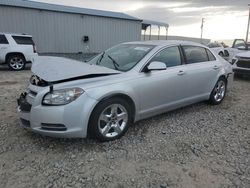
[
  {"left": 87, "top": 93, "right": 137, "bottom": 136},
  {"left": 101, "top": 93, "right": 136, "bottom": 120},
  {"left": 5, "top": 52, "right": 26, "bottom": 63},
  {"left": 218, "top": 74, "right": 227, "bottom": 83}
]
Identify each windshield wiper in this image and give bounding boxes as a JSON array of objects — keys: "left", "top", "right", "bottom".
[
  {"left": 107, "top": 55, "right": 120, "bottom": 70},
  {"left": 97, "top": 51, "right": 105, "bottom": 65},
  {"left": 97, "top": 52, "right": 120, "bottom": 70}
]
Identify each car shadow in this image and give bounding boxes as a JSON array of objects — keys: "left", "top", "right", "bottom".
[{"left": 0, "top": 64, "right": 31, "bottom": 71}]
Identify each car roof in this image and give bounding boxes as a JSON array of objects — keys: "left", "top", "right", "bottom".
[
  {"left": 125, "top": 40, "right": 207, "bottom": 48},
  {"left": 0, "top": 32, "right": 32, "bottom": 37}
]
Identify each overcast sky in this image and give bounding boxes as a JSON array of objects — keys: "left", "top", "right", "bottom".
[{"left": 34, "top": 0, "right": 250, "bottom": 40}]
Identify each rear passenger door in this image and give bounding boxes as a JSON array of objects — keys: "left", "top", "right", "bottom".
[
  {"left": 0, "top": 35, "right": 9, "bottom": 63},
  {"left": 181, "top": 46, "right": 221, "bottom": 97},
  {"left": 12, "top": 35, "right": 35, "bottom": 54}
]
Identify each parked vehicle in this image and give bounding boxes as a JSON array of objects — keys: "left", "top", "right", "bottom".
[
  {"left": 207, "top": 42, "right": 225, "bottom": 56},
  {"left": 17, "top": 41, "right": 234, "bottom": 141},
  {"left": 224, "top": 39, "right": 250, "bottom": 63},
  {"left": 232, "top": 51, "right": 250, "bottom": 75},
  {"left": 0, "top": 33, "right": 38, "bottom": 70}
]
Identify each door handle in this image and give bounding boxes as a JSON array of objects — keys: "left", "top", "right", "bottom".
[
  {"left": 213, "top": 65, "right": 220, "bottom": 70},
  {"left": 177, "top": 70, "right": 185, "bottom": 76}
]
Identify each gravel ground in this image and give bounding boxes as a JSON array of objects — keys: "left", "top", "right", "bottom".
[{"left": 0, "top": 59, "right": 250, "bottom": 188}]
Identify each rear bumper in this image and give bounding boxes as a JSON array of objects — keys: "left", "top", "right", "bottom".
[{"left": 24, "top": 53, "right": 38, "bottom": 62}]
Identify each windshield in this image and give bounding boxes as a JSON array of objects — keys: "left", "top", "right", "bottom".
[{"left": 86, "top": 44, "right": 155, "bottom": 71}]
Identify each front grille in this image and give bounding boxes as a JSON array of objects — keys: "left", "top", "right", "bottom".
[
  {"left": 237, "top": 60, "right": 250, "bottom": 68},
  {"left": 41, "top": 123, "right": 67, "bottom": 131}
]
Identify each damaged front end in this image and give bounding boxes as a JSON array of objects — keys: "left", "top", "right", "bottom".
[
  {"left": 30, "top": 75, "right": 49, "bottom": 87},
  {"left": 29, "top": 73, "right": 116, "bottom": 87}
]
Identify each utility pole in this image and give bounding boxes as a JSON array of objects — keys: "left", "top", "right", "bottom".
[
  {"left": 200, "top": 18, "right": 205, "bottom": 44},
  {"left": 246, "top": 4, "right": 250, "bottom": 42}
]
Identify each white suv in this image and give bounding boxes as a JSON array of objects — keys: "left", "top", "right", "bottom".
[
  {"left": 0, "top": 33, "right": 38, "bottom": 70},
  {"left": 207, "top": 42, "right": 225, "bottom": 57}
]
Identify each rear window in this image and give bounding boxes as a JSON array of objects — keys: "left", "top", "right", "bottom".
[
  {"left": 206, "top": 49, "right": 216, "bottom": 61},
  {"left": 183, "top": 46, "right": 209, "bottom": 64},
  {"left": 12, "top": 36, "right": 34, "bottom": 45},
  {"left": 0, "top": 35, "right": 8, "bottom": 44}
]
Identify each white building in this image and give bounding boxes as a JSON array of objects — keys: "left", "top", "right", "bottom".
[{"left": 0, "top": 0, "right": 142, "bottom": 53}]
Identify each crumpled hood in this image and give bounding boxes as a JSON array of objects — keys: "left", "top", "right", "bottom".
[
  {"left": 31, "top": 56, "right": 120, "bottom": 82},
  {"left": 236, "top": 51, "right": 250, "bottom": 59}
]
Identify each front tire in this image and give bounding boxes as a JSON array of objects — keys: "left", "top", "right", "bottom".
[
  {"left": 208, "top": 77, "right": 227, "bottom": 105},
  {"left": 7, "top": 54, "right": 26, "bottom": 71},
  {"left": 88, "top": 97, "right": 133, "bottom": 142}
]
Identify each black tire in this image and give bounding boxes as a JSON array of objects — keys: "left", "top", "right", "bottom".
[
  {"left": 219, "top": 52, "right": 224, "bottom": 57},
  {"left": 7, "top": 54, "right": 26, "bottom": 71},
  {"left": 208, "top": 77, "right": 227, "bottom": 105},
  {"left": 88, "top": 97, "right": 133, "bottom": 142},
  {"left": 224, "top": 50, "right": 229, "bottom": 57}
]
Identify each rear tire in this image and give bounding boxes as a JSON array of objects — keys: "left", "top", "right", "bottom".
[
  {"left": 7, "top": 54, "right": 26, "bottom": 71},
  {"left": 224, "top": 50, "right": 229, "bottom": 57},
  {"left": 88, "top": 97, "right": 133, "bottom": 142},
  {"left": 208, "top": 77, "right": 227, "bottom": 105}
]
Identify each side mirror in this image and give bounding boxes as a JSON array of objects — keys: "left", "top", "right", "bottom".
[{"left": 145, "top": 61, "right": 166, "bottom": 72}]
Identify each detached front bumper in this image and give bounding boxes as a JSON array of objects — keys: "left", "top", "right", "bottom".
[{"left": 17, "top": 89, "right": 98, "bottom": 138}]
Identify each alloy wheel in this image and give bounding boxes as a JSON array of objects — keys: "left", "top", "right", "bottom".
[
  {"left": 213, "top": 80, "right": 226, "bottom": 102},
  {"left": 9, "top": 57, "right": 24, "bottom": 70},
  {"left": 98, "top": 104, "right": 128, "bottom": 138}
]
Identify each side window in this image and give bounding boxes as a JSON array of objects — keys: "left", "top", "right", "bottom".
[
  {"left": 206, "top": 49, "right": 216, "bottom": 61},
  {"left": 0, "top": 35, "right": 8, "bottom": 44},
  {"left": 183, "top": 46, "right": 208, "bottom": 64},
  {"left": 12, "top": 36, "right": 34, "bottom": 45},
  {"left": 150, "top": 46, "right": 182, "bottom": 68}
]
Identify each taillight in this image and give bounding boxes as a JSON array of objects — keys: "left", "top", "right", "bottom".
[{"left": 33, "top": 44, "right": 37, "bottom": 53}]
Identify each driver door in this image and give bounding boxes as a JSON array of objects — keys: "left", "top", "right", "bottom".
[{"left": 137, "top": 46, "right": 188, "bottom": 118}]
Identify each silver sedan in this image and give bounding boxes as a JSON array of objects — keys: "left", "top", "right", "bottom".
[{"left": 18, "top": 40, "right": 234, "bottom": 141}]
